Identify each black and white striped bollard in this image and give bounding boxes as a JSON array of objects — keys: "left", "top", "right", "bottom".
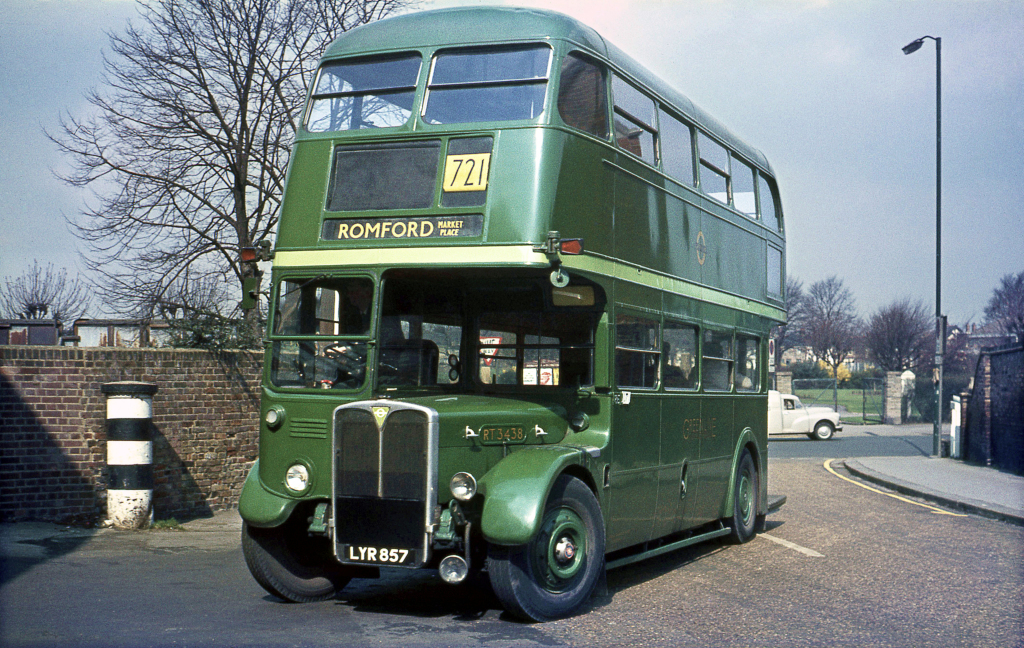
[{"left": 101, "top": 381, "right": 158, "bottom": 529}]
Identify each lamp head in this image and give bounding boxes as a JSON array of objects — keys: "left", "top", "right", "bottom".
[{"left": 902, "top": 39, "right": 925, "bottom": 55}]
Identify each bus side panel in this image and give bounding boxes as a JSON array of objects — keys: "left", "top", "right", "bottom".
[
  {"left": 655, "top": 393, "right": 701, "bottom": 536},
  {"left": 605, "top": 281, "right": 662, "bottom": 551},
  {"left": 549, "top": 133, "right": 614, "bottom": 257},
  {"left": 485, "top": 128, "right": 553, "bottom": 245},
  {"left": 611, "top": 158, "right": 670, "bottom": 272},
  {"left": 275, "top": 139, "right": 333, "bottom": 251},
  {"left": 607, "top": 392, "right": 661, "bottom": 550},
  {"left": 664, "top": 190, "right": 702, "bottom": 284},
  {"left": 699, "top": 199, "right": 768, "bottom": 305},
  {"left": 692, "top": 394, "right": 734, "bottom": 523}
]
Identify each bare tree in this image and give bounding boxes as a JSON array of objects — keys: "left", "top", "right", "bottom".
[
  {"left": 803, "top": 276, "right": 860, "bottom": 408},
  {"left": 51, "top": 0, "right": 409, "bottom": 317},
  {"left": 771, "top": 276, "right": 806, "bottom": 369},
  {"left": 0, "top": 261, "right": 91, "bottom": 324},
  {"left": 984, "top": 270, "right": 1024, "bottom": 344},
  {"left": 864, "top": 297, "right": 932, "bottom": 372}
]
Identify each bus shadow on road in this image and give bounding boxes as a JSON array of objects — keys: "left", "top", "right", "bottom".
[
  {"left": 322, "top": 535, "right": 754, "bottom": 621},
  {"left": 592, "top": 539, "right": 731, "bottom": 607},
  {"left": 0, "top": 528, "right": 97, "bottom": 586},
  {"left": 334, "top": 568, "right": 505, "bottom": 621}
]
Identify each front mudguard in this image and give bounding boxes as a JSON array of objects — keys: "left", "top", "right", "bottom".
[
  {"left": 478, "top": 446, "right": 593, "bottom": 546},
  {"left": 238, "top": 460, "right": 299, "bottom": 528}
]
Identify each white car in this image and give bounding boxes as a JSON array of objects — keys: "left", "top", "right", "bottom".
[{"left": 767, "top": 389, "right": 843, "bottom": 440}]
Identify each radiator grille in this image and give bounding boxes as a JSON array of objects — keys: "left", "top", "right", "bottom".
[{"left": 332, "top": 402, "right": 438, "bottom": 566}]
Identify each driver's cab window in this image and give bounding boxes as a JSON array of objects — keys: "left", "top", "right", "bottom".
[
  {"left": 270, "top": 277, "right": 374, "bottom": 390},
  {"left": 274, "top": 277, "right": 373, "bottom": 336},
  {"left": 784, "top": 398, "right": 796, "bottom": 410}
]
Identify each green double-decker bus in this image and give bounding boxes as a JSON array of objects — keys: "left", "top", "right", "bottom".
[{"left": 239, "top": 6, "right": 786, "bottom": 621}]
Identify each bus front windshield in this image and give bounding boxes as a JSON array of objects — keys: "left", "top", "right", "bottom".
[
  {"left": 379, "top": 273, "right": 598, "bottom": 392},
  {"left": 269, "top": 273, "right": 600, "bottom": 392}
]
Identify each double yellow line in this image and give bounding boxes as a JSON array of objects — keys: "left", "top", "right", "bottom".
[{"left": 824, "top": 459, "right": 967, "bottom": 517}]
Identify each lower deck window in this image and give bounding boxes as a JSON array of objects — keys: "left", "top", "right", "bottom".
[
  {"left": 616, "top": 315, "right": 660, "bottom": 389},
  {"left": 735, "top": 335, "right": 760, "bottom": 392},
  {"left": 702, "top": 329, "right": 733, "bottom": 391}
]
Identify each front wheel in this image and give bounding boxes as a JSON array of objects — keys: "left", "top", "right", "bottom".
[
  {"left": 727, "top": 449, "right": 759, "bottom": 544},
  {"left": 812, "top": 421, "right": 835, "bottom": 441},
  {"left": 487, "top": 475, "right": 605, "bottom": 622},
  {"left": 242, "top": 518, "right": 352, "bottom": 603}
]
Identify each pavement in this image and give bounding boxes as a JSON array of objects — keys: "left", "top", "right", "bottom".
[
  {"left": 0, "top": 508, "right": 244, "bottom": 558},
  {"left": 2, "top": 453, "right": 1023, "bottom": 557},
  {"left": 843, "top": 456, "right": 1024, "bottom": 526}
]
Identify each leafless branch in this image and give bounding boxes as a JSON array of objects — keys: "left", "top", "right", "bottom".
[{"left": 49, "top": 0, "right": 410, "bottom": 316}]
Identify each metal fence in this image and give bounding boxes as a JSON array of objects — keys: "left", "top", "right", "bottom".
[
  {"left": 861, "top": 377, "right": 884, "bottom": 424},
  {"left": 792, "top": 378, "right": 837, "bottom": 410}
]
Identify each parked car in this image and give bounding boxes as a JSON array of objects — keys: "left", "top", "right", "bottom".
[{"left": 767, "top": 390, "right": 842, "bottom": 440}]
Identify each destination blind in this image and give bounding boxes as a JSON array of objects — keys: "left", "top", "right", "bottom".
[{"left": 321, "top": 215, "right": 484, "bottom": 241}]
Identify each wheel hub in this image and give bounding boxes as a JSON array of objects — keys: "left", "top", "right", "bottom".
[
  {"left": 554, "top": 536, "right": 576, "bottom": 563},
  {"left": 533, "top": 507, "right": 587, "bottom": 590}
]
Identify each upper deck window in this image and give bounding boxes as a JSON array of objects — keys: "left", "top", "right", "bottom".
[
  {"left": 698, "top": 133, "right": 729, "bottom": 204},
  {"left": 558, "top": 52, "right": 608, "bottom": 138},
  {"left": 306, "top": 54, "right": 421, "bottom": 132},
  {"left": 759, "top": 175, "right": 781, "bottom": 231},
  {"left": 732, "top": 157, "right": 757, "bottom": 218},
  {"left": 423, "top": 45, "right": 551, "bottom": 125},
  {"left": 612, "top": 76, "right": 657, "bottom": 166},
  {"left": 659, "top": 109, "right": 695, "bottom": 186}
]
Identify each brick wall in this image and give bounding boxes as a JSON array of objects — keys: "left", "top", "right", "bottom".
[
  {"left": 1, "top": 347, "right": 262, "bottom": 524},
  {"left": 963, "top": 345, "right": 1023, "bottom": 476}
]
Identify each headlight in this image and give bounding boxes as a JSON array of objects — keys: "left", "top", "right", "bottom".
[
  {"left": 265, "top": 405, "right": 286, "bottom": 430},
  {"left": 285, "top": 464, "right": 310, "bottom": 493},
  {"left": 450, "top": 472, "right": 477, "bottom": 501}
]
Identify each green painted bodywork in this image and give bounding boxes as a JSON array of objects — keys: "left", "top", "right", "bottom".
[
  {"left": 477, "top": 445, "right": 595, "bottom": 545},
  {"left": 239, "top": 6, "right": 786, "bottom": 562},
  {"left": 238, "top": 460, "right": 296, "bottom": 527}
]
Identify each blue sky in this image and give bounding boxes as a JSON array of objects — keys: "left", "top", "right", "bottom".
[{"left": 1, "top": 0, "right": 1022, "bottom": 324}]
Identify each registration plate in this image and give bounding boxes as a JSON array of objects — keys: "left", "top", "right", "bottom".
[{"left": 341, "top": 545, "right": 414, "bottom": 565}]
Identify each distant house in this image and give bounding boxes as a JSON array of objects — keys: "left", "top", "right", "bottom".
[
  {"left": 951, "top": 322, "right": 1017, "bottom": 354},
  {"left": 0, "top": 319, "right": 63, "bottom": 346},
  {"left": 0, "top": 318, "right": 173, "bottom": 348},
  {"left": 72, "top": 319, "right": 172, "bottom": 347},
  {"left": 779, "top": 345, "right": 873, "bottom": 374}
]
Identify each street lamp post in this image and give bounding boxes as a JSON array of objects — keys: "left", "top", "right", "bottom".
[{"left": 902, "top": 35, "right": 943, "bottom": 457}]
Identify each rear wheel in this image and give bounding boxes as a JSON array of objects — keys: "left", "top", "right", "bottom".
[
  {"left": 487, "top": 475, "right": 605, "bottom": 622},
  {"left": 727, "top": 449, "right": 759, "bottom": 544},
  {"left": 242, "top": 517, "right": 352, "bottom": 603},
  {"left": 812, "top": 421, "right": 835, "bottom": 441}
]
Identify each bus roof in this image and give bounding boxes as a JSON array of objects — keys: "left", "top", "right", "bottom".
[{"left": 323, "top": 6, "right": 774, "bottom": 176}]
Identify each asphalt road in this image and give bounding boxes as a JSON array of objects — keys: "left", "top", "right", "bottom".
[{"left": 2, "top": 424, "right": 1021, "bottom": 647}]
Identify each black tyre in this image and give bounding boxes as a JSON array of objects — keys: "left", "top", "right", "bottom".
[
  {"left": 812, "top": 421, "right": 835, "bottom": 441},
  {"left": 487, "top": 475, "right": 605, "bottom": 622},
  {"left": 726, "top": 449, "right": 759, "bottom": 544},
  {"left": 242, "top": 518, "right": 352, "bottom": 603}
]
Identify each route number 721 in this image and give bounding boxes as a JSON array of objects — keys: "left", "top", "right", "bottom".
[{"left": 442, "top": 153, "right": 491, "bottom": 192}]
